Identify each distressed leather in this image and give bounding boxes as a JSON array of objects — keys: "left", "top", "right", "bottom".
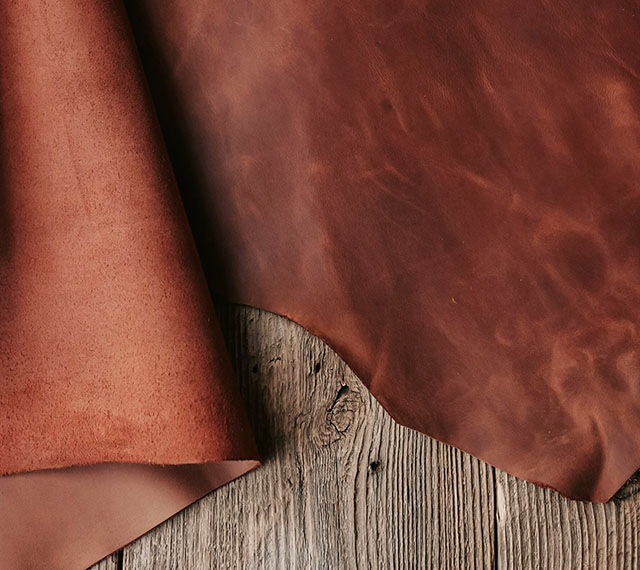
[{"left": 127, "top": 0, "right": 640, "bottom": 502}]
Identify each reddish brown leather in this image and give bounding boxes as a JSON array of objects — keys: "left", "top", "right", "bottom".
[
  {"left": 3, "top": 0, "right": 640, "bottom": 567},
  {"left": 127, "top": 0, "right": 640, "bottom": 502},
  {"left": 1, "top": 0, "right": 257, "bottom": 568}
]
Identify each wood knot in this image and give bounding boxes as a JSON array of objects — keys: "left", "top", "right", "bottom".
[{"left": 321, "top": 383, "right": 363, "bottom": 443}]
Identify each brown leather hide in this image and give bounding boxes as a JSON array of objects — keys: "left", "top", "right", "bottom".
[
  {"left": 127, "top": 0, "right": 640, "bottom": 502},
  {"left": 2, "top": 0, "right": 640, "bottom": 568}
]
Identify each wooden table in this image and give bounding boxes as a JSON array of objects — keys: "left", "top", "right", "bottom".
[{"left": 91, "top": 305, "right": 640, "bottom": 570}]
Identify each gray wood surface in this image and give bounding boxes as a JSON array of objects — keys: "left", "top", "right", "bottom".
[
  {"left": 497, "top": 471, "right": 640, "bottom": 570},
  {"left": 89, "top": 305, "right": 640, "bottom": 569}
]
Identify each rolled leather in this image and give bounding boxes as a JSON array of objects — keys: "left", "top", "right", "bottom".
[{"left": 0, "top": 1, "right": 257, "bottom": 568}]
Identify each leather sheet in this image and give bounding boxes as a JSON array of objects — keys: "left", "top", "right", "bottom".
[
  {"left": 2, "top": 0, "right": 640, "bottom": 567},
  {"left": 1, "top": 1, "right": 257, "bottom": 568},
  {"left": 127, "top": 0, "right": 640, "bottom": 502}
]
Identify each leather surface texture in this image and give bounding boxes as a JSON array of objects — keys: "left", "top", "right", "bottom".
[
  {"left": 127, "top": 0, "right": 640, "bottom": 503},
  {"left": 0, "top": 1, "right": 258, "bottom": 568}
]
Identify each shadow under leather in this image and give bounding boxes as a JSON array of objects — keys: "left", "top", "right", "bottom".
[
  {"left": 124, "top": 0, "right": 235, "bottom": 299},
  {"left": 216, "top": 301, "right": 278, "bottom": 461},
  {"left": 0, "top": 460, "right": 258, "bottom": 570},
  {"left": 125, "top": 2, "right": 275, "bottom": 461}
]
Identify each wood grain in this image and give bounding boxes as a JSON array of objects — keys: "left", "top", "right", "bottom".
[
  {"left": 496, "top": 470, "right": 640, "bottom": 570},
  {"left": 88, "top": 305, "right": 640, "bottom": 569},
  {"left": 119, "top": 304, "right": 495, "bottom": 569}
]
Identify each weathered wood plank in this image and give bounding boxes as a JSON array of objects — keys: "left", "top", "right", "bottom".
[
  {"left": 496, "top": 470, "right": 640, "bottom": 570},
  {"left": 121, "top": 304, "right": 495, "bottom": 569},
  {"left": 93, "top": 305, "right": 640, "bottom": 570}
]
